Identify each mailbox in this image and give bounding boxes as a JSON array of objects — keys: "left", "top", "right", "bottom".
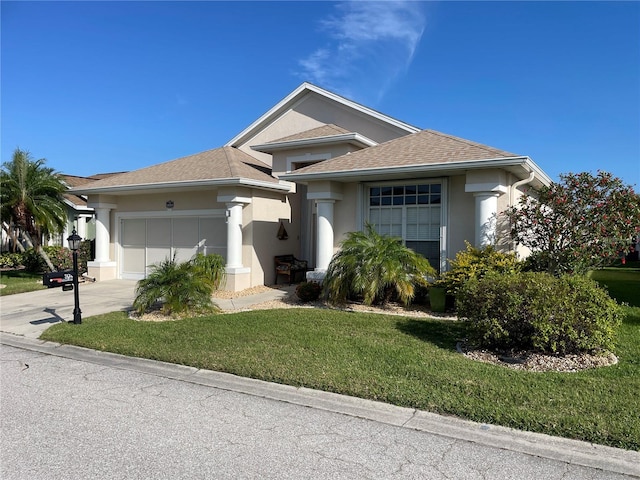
[{"left": 43, "top": 270, "right": 75, "bottom": 288}]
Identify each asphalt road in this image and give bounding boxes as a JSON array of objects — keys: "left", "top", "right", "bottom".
[{"left": 2, "top": 336, "right": 638, "bottom": 480}]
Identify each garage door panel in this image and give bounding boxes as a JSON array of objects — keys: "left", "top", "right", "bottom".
[
  {"left": 147, "top": 247, "right": 172, "bottom": 270},
  {"left": 121, "top": 216, "right": 225, "bottom": 278},
  {"left": 122, "top": 219, "right": 146, "bottom": 246},
  {"left": 147, "top": 219, "right": 171, "bottom": 248},
  {"left": 173, "top": 218, "right": 199, "bottom": 248},
  {"left": 174, "top": 247, "right": 197, "bottom": 264},
  {"left": 199, "top": 218, "right": 226, "bottom": 259},
  {"left": 122, "top": 246, "right": 145, "bottom": 274}
]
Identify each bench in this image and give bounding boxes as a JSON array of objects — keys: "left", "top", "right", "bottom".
[{"left": 275, "top": 255, "right": 309, "bottom": 285}]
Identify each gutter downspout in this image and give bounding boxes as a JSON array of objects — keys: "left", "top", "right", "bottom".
[{"left": 510, "top": 171, "right": 536, "bottom": 252}]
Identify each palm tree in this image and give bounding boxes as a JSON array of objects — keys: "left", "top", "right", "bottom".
[
  {"left": 323, "top": 223, "right": 437, "bottom": 306},
  {"left": 133, "top": 252, "right": 226, "bottom": 317},
  {"left": 1, "top": 148, "right": 67, "bottom": 271}
]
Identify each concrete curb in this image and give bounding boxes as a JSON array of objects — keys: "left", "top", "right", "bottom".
[{"left": 2, "top": 332, "right": 638, "bottom": 477}]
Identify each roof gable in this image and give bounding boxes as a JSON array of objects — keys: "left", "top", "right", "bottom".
[{"left": 225, "top": 83, "right": 420, "bottom": 150}]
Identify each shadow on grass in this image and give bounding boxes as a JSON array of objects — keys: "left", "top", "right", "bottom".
[
  {"left": 395, "top": 318, "right": 467, "bottom": 351},
  {"left": 623, "top": 307, "right": 640, "bottom": 326}
]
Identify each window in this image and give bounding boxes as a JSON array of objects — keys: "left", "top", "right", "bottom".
[{"left": 368, "top": 182, "right": 442, "bottom": 269}]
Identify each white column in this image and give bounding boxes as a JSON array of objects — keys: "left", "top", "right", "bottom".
[
  {"left": 76, "top": 216, "right": 87, "bottom": 241},
  {"left": 226, "top": 202, "right": 244, "bottom": 269},
  {"left": 316, "top": 200, "right": 335, "bottom": 271},
  {"left": 94, "top": 207, "right": 112, "bottom": 262},
  {"left": 474, "top": 192, "right": 499, "bottom": 247}
]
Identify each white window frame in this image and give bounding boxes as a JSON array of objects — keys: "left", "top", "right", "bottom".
[{"left": 362, "top": 179, "right": 448, "bottom": 272}]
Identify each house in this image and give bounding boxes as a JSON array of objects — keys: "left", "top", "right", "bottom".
[
  {"left": 45, "top": 173, "right": 126, "bottom": 251},
  {"left": 71, "top": 83, "right": 551, "bottom": 290}
]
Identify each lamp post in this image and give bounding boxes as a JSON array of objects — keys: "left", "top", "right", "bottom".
[{"left": 67, "top": 229, "right": 82, "bottom": 324}]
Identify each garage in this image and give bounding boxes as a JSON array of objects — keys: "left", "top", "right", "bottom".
[{"left": 120, "top": 216, "right": 226, "bottom": 279}]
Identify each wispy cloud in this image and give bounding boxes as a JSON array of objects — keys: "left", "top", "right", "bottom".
[{"left": 298, "top": 1, "right": 426, "bottom": 104}]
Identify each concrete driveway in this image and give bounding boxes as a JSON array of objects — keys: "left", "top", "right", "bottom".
[{"left": 0, "top": 279, "right": 137, "bottom": 338}]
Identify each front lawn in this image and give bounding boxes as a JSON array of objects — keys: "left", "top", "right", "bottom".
[
  {"left": 589, "top": 267, "right": 640, "bottom": 306},
  {"left": 41, "top": 305, "right": 640, "bottom": 451},
  {"left": 0, "top": 270, "right": 45, "bottom": 295}
]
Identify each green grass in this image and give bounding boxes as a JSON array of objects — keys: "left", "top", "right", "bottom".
[
  {"left": 38, "top": 267, "right": 640, "bottom": 450},
  {"left": 0, "top": 270, "right": 46, "bottom": 295},
  {"left": 589, "top": 267, "right": 640, "bottom": 306},
  {"left": 41, "top": 305, "right": 640, "bottom": 451}
]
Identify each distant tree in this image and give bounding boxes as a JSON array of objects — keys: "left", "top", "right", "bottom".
[
  {"left": 505, "top": 171, "right": 640, "bottom": 275},
  {"left": 323, "top": 223, "right": 437, "bottom": 306},
  {"left": 0, "top": 148, "right": 67, "bottom": 271}
]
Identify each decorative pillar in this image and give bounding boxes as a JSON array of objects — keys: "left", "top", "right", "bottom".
[
  {"left": 86, "top": 202, "right": 117, "bottom": 281},
  {"left": 465, "top": 170, "right": 508, "bottom": 249},
  {"left": 316, "top": 200, "right": 335, "bottom": 271},
  {"left": 474, "top": 192, "right": 500, "bottom": 247},
  {"left": 225, "top": 202, "right": 244, "bottom": 269},
  {"left": 75, "top": 216, "right": 87, "bottom": 241},
  {"left": 94, "top": 207, "right": 112, "bottom": 262},
  {"left": 217, "top": 191, "right": 251, "bottom": 292}
]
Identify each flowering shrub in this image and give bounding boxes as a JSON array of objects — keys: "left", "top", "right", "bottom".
[
  {"left": 457, "top": 272, "right": 622, "bottom": 355},
  {"left": 505, "top": 171, "right": 640, "bottom": 275},
  {"left": 0, "top": 252, "right": 23, "bottom": 269},
  {"left": 436, "top": 242, "right": 521, "bottom": 297},
  {"left": 22, "top": 242, "right": 92, "bottom": 273}
]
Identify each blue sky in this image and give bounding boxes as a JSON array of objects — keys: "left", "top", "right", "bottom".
[{"left": 2, "top": 1, "right": 639, "bottom": 187}]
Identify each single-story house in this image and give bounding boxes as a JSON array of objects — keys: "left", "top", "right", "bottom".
[{"left": 71, "top": 82, "right": 551, "bottom": 290}]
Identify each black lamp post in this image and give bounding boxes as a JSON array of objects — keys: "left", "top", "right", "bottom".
[{"left": 67, "top": 229, "right": 82, "bottom": 324}]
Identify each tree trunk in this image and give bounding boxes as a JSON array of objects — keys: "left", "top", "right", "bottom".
[
  {"left": 1, "top": 222, "right": 25, "bottom": 253},
  {"left": 21, "top": 231, "right": 55, "bottom": 272}
]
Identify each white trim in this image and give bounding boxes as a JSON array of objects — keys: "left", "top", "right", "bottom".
[
  {"left": 283, "top": 156, "right": 551, "bottom": 187},
  {"left": 216, "top": 195, "right": 252, "bottom": 204},
  {"left": 63, "top": 198, "right": 93, "bottom": 212},
  {"left": 363, "top": 178, "right": 448, "bottom": 271},
  {"left": 286, "top": 153, "right": 331, "bottom": 173},
  {"left": 465, "top": 183, "right": 509, "bottom": 194},
  {"left": 226, "top": 267, "right": 251, "bottom": 274},
  {"left": 440, "top": 178, "right": 449, "bottom": 273},
  {"left": 307, "top": 191, "right": 344, "bottom": 201},
  {"left": 252, "top": 133, "right": 377, "bottom": 153},
  {"left": 73, "top": 178, "right": 290, "bottom": 195}
]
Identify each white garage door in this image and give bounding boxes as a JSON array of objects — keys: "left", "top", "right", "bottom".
[{"left": 120, "top": 216, "right": 226, "bottom": 279}]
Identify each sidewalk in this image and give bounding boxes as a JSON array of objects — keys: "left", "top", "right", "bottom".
[{"left": 0, "top": 280, "right": 293, "bottom": 338}]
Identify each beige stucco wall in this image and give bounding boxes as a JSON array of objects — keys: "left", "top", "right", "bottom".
[
  {"left": 271, "top": 144, "right": 362, "bottom": 179},
  {"left": 234, "top": 92, "right": 413, "bottom": 165},
  {"left": 446, "top": 175, "right": 476, "bottom": 262},
  {"left": 243, "top": 190, "right": 296, "bottom": 286},
  {"left": 114, "top": 191, "right": 220, "bottom": 212},
  {"left": 333, "top": 183, "right": 359, "bottom": 248}
]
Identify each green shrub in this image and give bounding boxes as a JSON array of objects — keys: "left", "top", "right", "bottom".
[
  {"left": 296, "top": 281, "right": 322, "bottom": 302},
  {"left": 133, "top": 253, "right": 224, "bottom": 317},
  {"left": 0, "top": 252, "right": 24, "bottom": 269},
  {"left": 21, "top": 243, "right": 93, "bottom": 274},
  {"left": 437, "top": 242, "right": 521, "bottom": 296},
  {"left": 22, "top": 248, "right": 47, "bottom": 272},
  {"left": 324, "top": 224, "right": 436, "bottom": 306},
  {"left": 457, "top": 272, "right": 623, "bottom": 354}
]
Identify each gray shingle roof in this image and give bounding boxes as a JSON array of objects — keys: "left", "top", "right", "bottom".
[
  {"left": 75, "top": 147, "right": 277, "bottom": 191},
  {"left": 266, "top": 124, "right": 352, "bottom": 143},
  {"left": 292, "top": 129, "right": 520, "bottom": 175}
]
